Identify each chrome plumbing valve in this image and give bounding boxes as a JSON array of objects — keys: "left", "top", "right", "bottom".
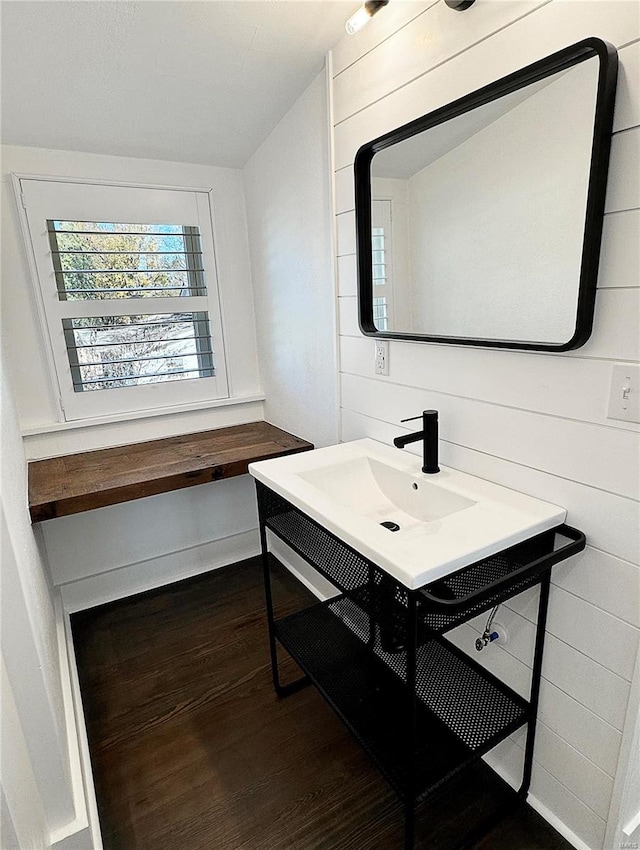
[
  {"left": 475, "top": 630, "right": 500, "bottom": 651},
  {"left": 475, "top": 605, "right": 503, "bottom": 651}
]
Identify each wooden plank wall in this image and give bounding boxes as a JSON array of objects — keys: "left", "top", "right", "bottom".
[{"left": 329, "top": 2, "right": 639, "bottom": 848}]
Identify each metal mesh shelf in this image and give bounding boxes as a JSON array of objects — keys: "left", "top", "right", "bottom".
[
  {"left": 265, "top": 501, "right": 371, "bottom": 594},
  {"left": 262, "top": 484, "right": 582, "bottom": 639},
  {"left": 274, "top": 596, "right": 529, "bottom": 802}
]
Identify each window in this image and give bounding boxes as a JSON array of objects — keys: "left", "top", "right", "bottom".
[
  {"left": 371, "top": 227, "right": 387, "bottom": 288},
  {"left": 17, "top": 179, "right": 228, "bottom": 421},
  {"left": 371, "top": 199, "right": 393, "bottom": 331},
  {"left": 50, "top": 221, "right": 215, "bottom": 392},
  {"left": 371, "top": 226, "right": 389, "bottom": 331},
  {"left": 372, "top": 296, "right": 389, "bottom": 331}
]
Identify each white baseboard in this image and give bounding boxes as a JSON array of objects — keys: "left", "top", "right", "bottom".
[
  {"left": 50, "top": 819, "right": 94, "bottom": 850},
  {"left": 527, "top": 795, "right": 595, "bottom": 850},
  {"left": 59, "top": 529, "right": 260, "bottom": 612},
  {"left": 269, "top": 536, "right": 338, "bottom": 601},
  {"left": 484, "top": 712, "right": 609, "bottom": 850},
  {"left": 50, "top": 596, "right": 101, "bottom": 850}
]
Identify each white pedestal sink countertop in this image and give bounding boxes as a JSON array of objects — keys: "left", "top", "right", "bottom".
[{"left": 249, "top": 439, "right": 566, "bottom": 590}]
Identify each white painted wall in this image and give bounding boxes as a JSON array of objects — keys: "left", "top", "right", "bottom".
[
  {"left": 1, "top": 351, "right": 75, "bottom": 846},
  {"left": 242, "top": 69, "right": 339, "bottom": 590},
  {"left": 1, "top": 657, "right": 49, "bottom": 849},
  {"left": 48, "top": 476, "right": 261, "bottom": 612},
  {"left": 605, "top": 648, "right": 640, "bottom": 850},
  {"left": 330, "top": 2, "right": 639, "bottom": 848},
  {"left": 243, "top": 69, "right": 339, "bottom": 450}
]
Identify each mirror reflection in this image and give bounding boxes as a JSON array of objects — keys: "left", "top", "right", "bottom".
[{"left": 363, "top": 52, "right": 606, "bottom": 347}]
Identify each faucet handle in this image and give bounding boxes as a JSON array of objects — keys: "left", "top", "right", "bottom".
[{"left": 400, "top": 409, "right": 438, "bottom": 424}]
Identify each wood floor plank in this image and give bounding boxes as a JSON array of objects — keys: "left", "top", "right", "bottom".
[{"left": 72, "top": 558, "right": 573, "bottom": 850}]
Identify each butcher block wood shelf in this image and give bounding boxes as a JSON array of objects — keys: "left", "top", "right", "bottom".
[{"left": 28, "top": 421, "right": 313, "bottom": 523}]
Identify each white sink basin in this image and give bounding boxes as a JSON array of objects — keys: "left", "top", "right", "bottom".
[
  {"left": 300, "top": 456, "right": 476, "bottom": 524},
  {"left": 249, "top": 439, "right": 566, "bottom": 589}
]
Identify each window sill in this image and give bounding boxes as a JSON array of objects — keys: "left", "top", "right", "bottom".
[{"left": 21, "top": 394, "right": 266, "bottom": 437}]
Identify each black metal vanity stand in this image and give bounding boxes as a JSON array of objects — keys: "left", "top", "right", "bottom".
[{"left": 256, "top": 481, "right": 585, "bottom": 849}]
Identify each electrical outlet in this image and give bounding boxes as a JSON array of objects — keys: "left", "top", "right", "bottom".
[
  {"left": 374, "top": 340, "right": 389, "bottom": 376},
  {"left": 607, "top": 364, "right": 640, "bottom": 424}
]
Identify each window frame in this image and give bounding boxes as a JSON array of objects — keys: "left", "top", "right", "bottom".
[
  {"left": 13, "top": 175, "right": 230, "bottom": 422},
  {"left": 370, "top": 198, "right": 394, "bottom": 332}
]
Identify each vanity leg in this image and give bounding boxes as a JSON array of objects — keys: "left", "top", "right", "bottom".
[
  {"left": 404, "top": 800, "right": 416, "bottom": 850},
  {"left": 403, "top": 592, "right": 419, "bottom": 850},
  {"left": 519, "top": 571, "right": 552, "bottom": 798},
  {"left": 259, "top": 519, "right": 282, "bottom": 695},
  {"left": 367, "top": 565, "right": 377, "bottom": 649},
  {"left": 259, "top": 518, "right": 310, "bottom": 698}
]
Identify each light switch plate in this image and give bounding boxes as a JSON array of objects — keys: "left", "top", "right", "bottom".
[{"left": 607, "top": 364, "right": 640, "bottom": 423}]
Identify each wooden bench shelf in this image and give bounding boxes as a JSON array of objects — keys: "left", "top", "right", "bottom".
[{"left": 28, "top": 421, "right": 313, "bottom": 522}]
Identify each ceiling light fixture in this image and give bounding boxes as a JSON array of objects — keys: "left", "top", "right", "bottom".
[
  {"left": 345, "top": 0, "right": 389, "bottom": 35},
  {"left": 444, "top": 0, "right": 476, "bottom": 9}
]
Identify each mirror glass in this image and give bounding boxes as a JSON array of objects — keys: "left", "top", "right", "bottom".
[{"left": 356, "top": 41, "right": 617, "bottom": 351}]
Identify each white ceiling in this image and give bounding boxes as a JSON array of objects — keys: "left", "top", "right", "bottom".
[{"left": 1, "top": 0, "right": 352, "bottom": 168}]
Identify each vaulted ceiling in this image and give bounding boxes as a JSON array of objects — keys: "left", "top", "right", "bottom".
[{"left": 1, "top": 0, "right": 351, "bottom": 167}]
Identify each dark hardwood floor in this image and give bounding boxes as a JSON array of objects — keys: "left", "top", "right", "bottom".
[{"left": 72, "top": 558, "right": 572, "bottom": 850}]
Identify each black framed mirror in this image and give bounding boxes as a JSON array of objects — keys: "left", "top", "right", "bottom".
[{"left": 355, "top": 38, "right": 618, "bottom": 352}]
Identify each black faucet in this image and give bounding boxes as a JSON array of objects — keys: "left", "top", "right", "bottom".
[{"left": 393, "top": 409, "right": 440, "bottom": 474}]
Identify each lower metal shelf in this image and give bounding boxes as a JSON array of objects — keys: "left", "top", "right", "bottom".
[{"left": 274, "top": 594, "right": 529, "bottom": 803}]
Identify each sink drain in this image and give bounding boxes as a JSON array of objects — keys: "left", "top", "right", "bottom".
[{"left": 380, "top": 520, "right": 400, "bottom": 532}]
